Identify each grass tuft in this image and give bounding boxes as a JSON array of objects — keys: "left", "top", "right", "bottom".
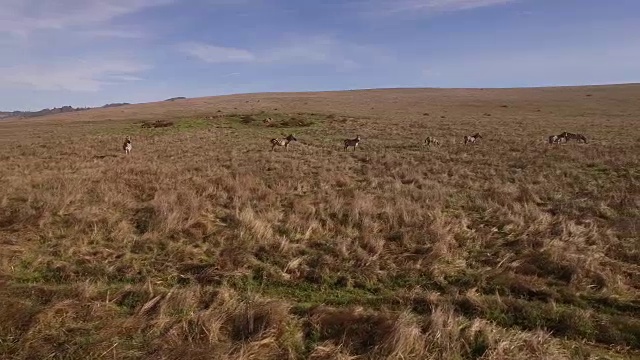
[{"left": 1, "top": 85, "right": 639, "bottom": 359}]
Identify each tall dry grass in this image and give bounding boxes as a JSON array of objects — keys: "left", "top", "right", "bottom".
[{"left": 0, "top": 85, "right": 639, "bottom": 359}]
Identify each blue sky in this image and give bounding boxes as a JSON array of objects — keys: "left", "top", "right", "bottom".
[{"left": 0, "top": 0, "right": 639, "bottom": 110}]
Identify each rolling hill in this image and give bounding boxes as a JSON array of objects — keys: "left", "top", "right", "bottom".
[{"left": 0, "top": 84, "right": 639, "bottom": 359}]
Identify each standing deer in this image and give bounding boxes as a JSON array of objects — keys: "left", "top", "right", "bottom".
[
  {"left": 424, "top": 136, "right": 440, "bottom": 146},
  {"left": 271, "top": 134, "right": 297, "bottom": 151},
  {"left": 548, "top": 134, "right": 561, "bottom": 144},
  {"left": 559, "top": 132, "right": 588, "bottom": 143},
  {"left": 344, "top": 135, "right": 361, "bottom": 151},
  {"left": 464, "top": 133, "right": 482, "bottom": 145},
  {"left": 123, "top": 137, "right": 132, "bottom": 155}
]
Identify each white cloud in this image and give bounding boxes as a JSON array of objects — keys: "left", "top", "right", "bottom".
[
  {"left": 263, "top": 36, "right": 335, "bottom": 63},
  {"left": 421, "top": 67, "right": 441, "bottom": 78},
  {"left": 0, "top": 58, "right": 150, "bottom": 92},
  {"left": 179, "top": 42, "right": 257, "bottom": 63},
  {"left": 180, "top": 35, "right": 393, "bottom": 71},
  {"left": 267, "top": 35, "right": 394, "bottom": 70},
  {"left": 262, "top": 36, "right": 359, "bottom": 70},
  {"left": 0, "top": 0, "right": 173, "bottom": 35},
  {"left": 363, "top": 0, "right": 517, "bottom": 16},
  {"left": 82, "top": 29, "right": 148, "bottom": 39}
]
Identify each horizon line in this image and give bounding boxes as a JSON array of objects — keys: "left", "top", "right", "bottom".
[{"left": 4, "top": 82, "right": 640, "bottom": 112}]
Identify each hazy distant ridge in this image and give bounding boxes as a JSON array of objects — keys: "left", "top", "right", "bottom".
[{"left": 0, "top": 102, "right": 131, "bottom": 119}]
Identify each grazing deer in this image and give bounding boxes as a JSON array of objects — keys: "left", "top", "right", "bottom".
[
  {"left": 123, "top": 137, "right": 132, "bottom": 155},
  {"left": 557, "top": 132, "right": 571, "bottom": 142},
  {"left": 554, "top": 133, "right": 569, "bottom": 143},
  {"left": 561, "top": 131, "right": 587, "bottom": 143},
  {"left": 559, "top": 132, "right": 587, "bottom": 143},
  {"left": 548, "top": 135, "right": 561, "bottom": 144},
  {"left": 424, "top": 136, "right": 440, "bottom": 146},
  {"left": 271, "top": 134, "right": 297, "bottom": 151},
  {"left": 464, "top": 133, "right": 482, "bottom": 145},
  {"left": 344, "top": 135, "right": 361, "bottom": 151}
]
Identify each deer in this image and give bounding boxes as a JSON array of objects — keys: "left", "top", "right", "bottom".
[
  {"left": 123, "top": 137, "right": 132, "bottom": 155},
  {"left": 464, "top": 133, "right": 482, "bottom": 145},
  {"left": 548, "top": 134, "right": 561, "bottom": 144},
  {"left": 271, "top": 134, "right": 297, "bottom": 151},
  {"left": 559, "top": 132, "right": 588, "bottom": 143},
  {"left": 344, "top": 135, "right": 361, "bottom": 151},
  {"left": 424, "top": 136, "right": 440, "bottom": 146}
]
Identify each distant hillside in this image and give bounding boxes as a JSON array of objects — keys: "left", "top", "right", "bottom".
[
  {"left": 0, "top": 102, "right": 130, "bottom": 119},
  {"left": 0, "top": 106, "right": 88, "bottom": 119},
  {"left": 3, "top": 84, "right": 640, "bottom": 124},
  {"left": 101, "top": 103, "right": 131, "bottom": 108}
]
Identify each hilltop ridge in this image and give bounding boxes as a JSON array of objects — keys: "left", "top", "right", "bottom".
[{"left": 4, "top": 83, "right": 639, "bottom": 125}]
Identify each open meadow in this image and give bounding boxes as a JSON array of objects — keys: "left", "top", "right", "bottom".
[{"left": 0, "top": 85, "right": 639, "bottom": 359}]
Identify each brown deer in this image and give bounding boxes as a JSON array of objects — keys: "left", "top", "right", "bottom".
[
  {"left": 344, "top": 135, "right": 361, "bottom": 151},
  {"left": 548, "top": 134, "right": 561, "bottom": 144},
  {"left": 559, "top": 132, "right": 587, "bottom": 143},
  {"left": 123, "top": 137, "right": 132, "bottom": 155},
  {"left": 271, "top": 134, "right": 297, "bottom": 151},
  {"left": 424, "top": 136, "right": 440, "bottom": 146},
  {"left": 464, "top": 133, "right": 482, "bottom": 145}
]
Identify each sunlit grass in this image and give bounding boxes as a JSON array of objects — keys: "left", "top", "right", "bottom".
[{"left": 1, "top": 85, "right": 639, "bottom": 359}]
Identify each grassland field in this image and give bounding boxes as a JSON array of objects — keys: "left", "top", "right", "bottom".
[{"left": 0, "top": 84, "right": 639, "bottom": 359}]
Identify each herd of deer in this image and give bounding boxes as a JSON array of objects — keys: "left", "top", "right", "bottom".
[
  {"left": 262, "top": 131, "right": 583, "bottom": 152},
  {"left": 268, "top": 134, "right": 363, "bottom": 151},
  {"left": 121, "top": 130, "right": 587, "bottom": 155},
  {"left": 547, "top": 131, "right": 588, "bottom": 144}
]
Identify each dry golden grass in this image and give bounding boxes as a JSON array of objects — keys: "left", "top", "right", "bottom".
[{"left": 1, "top": 84, "right": 639, "bottom": 359}]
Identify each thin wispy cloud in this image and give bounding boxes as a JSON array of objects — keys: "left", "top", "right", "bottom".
[
  {"left": 0, "top": 58, "right": 150, "bottom": 92},
  {"left": 362, "top": 0, "right": 517, "bottom": 16},
  {"left": 0, "top": 0, "right": 173, "bottom": 35},
  {"left": 180, "top": 35, "right": 393, "bottom": 71},
  {"left": 263, "top": 36, "right": 356, "bottom": 69},
  {"left": 0, "top": 0, "right": 638, "bottom": 110},
  {"left": 82, "top": 29, "right": 148, "bottom": 39},
  {"left": 179, "top": 43, "right": 256, "bottom": 63}
]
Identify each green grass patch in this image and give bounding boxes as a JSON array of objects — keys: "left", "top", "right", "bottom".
[
  {"left": 452, "top": 295, "right": 640, "bottom": 348},
  {"left": 225, "top": 112, "right": 331, "bottom": 129},
  {"left": 3, "top": 276, "right": 640, "bottom": 352},
  {"left": 93, "top": 116, "right": 216, "bottom": 136}
]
